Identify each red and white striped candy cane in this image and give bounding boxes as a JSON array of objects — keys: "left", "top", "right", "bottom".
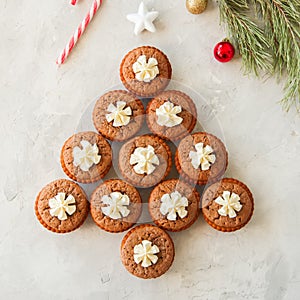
[{"left": 57, "top": 0, "right": 103, "bottom": 65}]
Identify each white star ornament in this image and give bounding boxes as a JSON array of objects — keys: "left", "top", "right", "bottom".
[{"left": 127, "top": 2, "right": 159, "bottom": 35}]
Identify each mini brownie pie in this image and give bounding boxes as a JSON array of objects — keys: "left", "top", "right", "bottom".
[
  {"left": 146, "top": 90, "right": 197, "bottom": 141},
  {"left": 35, "top": 179, "right": 89, "bottom": 233},
  {"left": 60, "top": 131, "right": 112, "bottom": 183},
  {"left": 175, "top": 132, "right": 228, "bottom": 185},
  {"left": 90, "top": 179, "right": 142, "bottom": 233},
  {"left": 118, "top": 135, "right": 172, "bottom": 188},
  {"left": 148, "top": 179, "right": 200, "bottom": 232},
  {"left": 120, "top": 46, "right": 172, "bottom": 97},
  {"left": 201, "top": 178, "right": 254, "bottom": 232},
  {"left": 120, "top": 224, "right": 175, "bottom": 279},
  {"left": 93, "top": 90, "right": 145, "bottom": 142}
]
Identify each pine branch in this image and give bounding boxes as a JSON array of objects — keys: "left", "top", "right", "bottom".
[
  {"left": 217, "top": 0, "right": 272, "bottom": 75},
  {"left": 217, "top": 0, "right": 300, "bottom": 111},
  {"left": 255, "top": 0, "right": 300, "bottom": 111}
]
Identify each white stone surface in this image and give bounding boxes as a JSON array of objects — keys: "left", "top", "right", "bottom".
[{"left": 1, "top": 0, "right": 300, "bottom": 299}]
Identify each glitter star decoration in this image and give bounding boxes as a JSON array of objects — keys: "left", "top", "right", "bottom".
[{"left": 126, "top": 2, "right": 159, "bottom": 35}]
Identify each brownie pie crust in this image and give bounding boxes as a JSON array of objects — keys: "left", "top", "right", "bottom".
[
  {"left": 120, "top": 224, "right": 175, "bottom": 279},
  {"left": 35, "top": 179, "right": 89, "bottom": 233},
  {"left": 90, "top": 179, "right": 142, "bottom": 233},
  {"left": 175, "top": 132, "right": 228, "bottom": 185},
  {"left": 119, "top": 135, "right": 172, "bottom": 188},
  {"left": 202, "top": 178, "right": 254, "bottom": 232},
  {"left": 146, "top": 90, "right": 197, "bottom": 141},
  {"left": 148, "top": 179, "right": 200, "bottom": 232},
  {"left": 120, "top": 46, "right": 172, "bottom": 97},
  {"left": 93, "top": 90, "right": 145, "bottom": 142},
  {"left": 61, "top": 131, "right": 112, "bottom": 183}
]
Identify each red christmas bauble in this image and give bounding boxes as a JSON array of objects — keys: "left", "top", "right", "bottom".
[{"left": 214, "top": 41, "right": 235, "bottom": 63}]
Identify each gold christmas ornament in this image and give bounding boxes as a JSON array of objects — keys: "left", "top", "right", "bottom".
[{"left": 186, "top": 0, "right": 208, "bottom": 14}]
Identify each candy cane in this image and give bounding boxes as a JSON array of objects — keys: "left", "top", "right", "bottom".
[{"left": 57, "top": 0, "right": 103, "bottom": 65}]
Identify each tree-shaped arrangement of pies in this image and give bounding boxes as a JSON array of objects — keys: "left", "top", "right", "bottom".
[{"left": 35, "top": 46, "right": 254, "bottom": 279}]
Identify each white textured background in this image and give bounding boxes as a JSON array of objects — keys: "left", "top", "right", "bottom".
[{"left": 1, "top": 0, "right": 300, "bottom": 299}]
